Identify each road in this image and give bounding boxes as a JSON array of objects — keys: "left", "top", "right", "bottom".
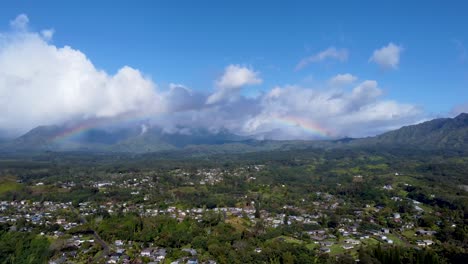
[{"left": 75, "top": 209, "right": 110, "bottom": 260}]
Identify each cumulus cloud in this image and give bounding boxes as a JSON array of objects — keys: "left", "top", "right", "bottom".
[
  {"left": 0, "top": 17, "right": 163, "bottom": 133},
  {"left": 206, "top": 65, "right": 262, "bottom": 104},
  {"left": 369, "top": 43, "right": 403, "bottom": 69},
  {"left": 0, "top": 14, "right": 424, "bottom": 140},
  {"left": 40, "top": 28, "right": 55, "bottom": 41},
  {"left": 242, "top": 80, "right": 422, "bottom": 139},
  {"left": 10, "top": 14, "right": 29, "bottom": 31},
  {"left": 329, "top": 73, "right": 357, "bottom": 86},
  {"left": 296, "top": 47, "right": 348, "bottom": 71},
  {"left": 163, "top": 83, "right": 205, "bottom": 112}
]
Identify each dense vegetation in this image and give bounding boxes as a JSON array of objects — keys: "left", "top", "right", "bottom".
[{"left": 0, "top": 143, "right": 467, "bottom": 263}]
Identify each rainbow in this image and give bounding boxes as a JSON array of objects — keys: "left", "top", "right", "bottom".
[
  {"left": 51, "top": 111, "right": 147, "bottom": 143},
  {"left": 49, "top": 111, "right": 332, "bottom": 143},
  {"left": 271, "top": 115, "right": 332, "bottom": 138}
]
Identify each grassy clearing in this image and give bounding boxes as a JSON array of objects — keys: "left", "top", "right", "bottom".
[
  {"left": 0, "top": 176, "right": 22, "bottom": 194},
  {"left": 305, "top": 243, "right": 319, "bottom": 250},
  {"left": 30, "top": 185, "right": 68, "bottom": 195},
  {"left": 277, "top": 236, "right": 303, "bottom": 244},
  {"left": 329, "top": 244, "right": 346, "bottom": 255},
  {"left": 362, "top": 237, "right": 380, "bottom": 246},
  {"left": 225, "top": 216, "right": 248, "bottom": 232},
  {"left": 402, "top": 230, "right": 416, "bottom": 240},
  {"left": 418, "top": 203, "right": 433, "bottom": 213},
  {"left": 386, "top": 233, "right": 404, "bottom": 245}
]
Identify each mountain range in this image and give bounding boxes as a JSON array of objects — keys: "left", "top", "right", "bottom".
[{"left": 1, "top": 113, "right": 467, "bottom": 154}]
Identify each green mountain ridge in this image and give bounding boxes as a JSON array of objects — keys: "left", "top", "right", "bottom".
[{"left": 350, "top": 113, "right": 468, "bottom": 149}]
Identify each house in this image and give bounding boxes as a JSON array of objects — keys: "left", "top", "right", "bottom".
[
  {"left": 416, "top": 240, "right": 426, "bottom": 246},
  {"left": 344, "top": 239, "right": 360, "bottom": 245},
  {"left": 182, "top": 248, "right": 197, "bottom": 256},
  {"left": 320, "top": 247, "right": 331, "bottom": 253},
  {"left": 114, "top": 240, "right": 124, "bottom": 246},
  {"left": 108, "top": 254, "right": 120, "bottom": 264},
  {"left": 416, "top": 229, "right": 437, "bottom": 236},
  {"left": 342, "top": 244, "right": 354, "bottom": 250},
  {"left": 320, "top": 241, "right": 333, "bottom": 247},
  {"left": 154, "top": 248, "right": 167, "bottom": 261},
  {"left": 187, "top": 259, "right": 199, "bottom": 264},
  {"left": 141, "top": 248, "right": 152, "bottom": 257},
  {"left": 423, "top": 240, "right": 434, "bottom": 246},
  {"left": 48, "top": 256, "right": 66, "bottom": 264}
]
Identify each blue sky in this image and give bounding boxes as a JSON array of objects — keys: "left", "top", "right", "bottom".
[{"left": 0, "top": 1, "right": 467, "bottom": 138}]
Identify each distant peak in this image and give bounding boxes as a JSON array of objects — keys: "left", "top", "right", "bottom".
[{"left": 455, "top": 112, "right": 468, "bottom": 119}]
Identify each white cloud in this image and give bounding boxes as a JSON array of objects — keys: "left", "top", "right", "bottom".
[
  {"left": 0, "top": 18, "right": 163, "bottom": 133},
  {"left": 329, "top": 73, "right": 357, "bottom": 86},
  {"left": 296, "top": 47, "right": 348, "bottom": 71},
  {"left": 162, "top": 83, "right": 205, "bottom": 112},
  {"left": 242, "top": 80, "right": 421, "bottom": 139},
  {"left": 369, "top": 43, "right": 403, "bottom": 69},
  {"left": 206, "top": 64, "right": 262, "bottom": 104},
  {"left": 10, "top": 14, "right": 29, "bottom": 30},
  {"left": 40, "top": 29, "right": 55, "bottom": 41}
]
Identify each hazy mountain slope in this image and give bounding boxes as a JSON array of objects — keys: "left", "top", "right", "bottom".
[
  {"left": 6, "top": 125, "right": 63, "bottom": 150},
  {"left": 350, "top": 113, "right": 468, "bottom": 149},
  {"left": 1, "top": 113, "right": 467, "bottom": 153}
]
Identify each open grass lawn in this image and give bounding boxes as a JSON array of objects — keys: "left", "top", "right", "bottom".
[
  {"left": 225, "top": 216, "right": 249, "bottom": 232},
  {"left": 418, "top": 203, "right": 433, "bottom": 213},
  {"left": 362, "top": 237, "right": 380, "bottom": 246},
  {"left": 0, "top": 176, "right": 22, "bottom": 194},
  {"left": 386, "top": 233, "right": 404, "bottom": 245},
  {"left": 305, "top": 243, "right": 319, "bottom": 250},
  {"left": 329, "top": 244, "right": 346, "bottom": 255},
  {"left": 402, "top": 230, "right": 416, "bottom": 240},
  {"left": 275, "top": 235, "right": 303, "bottom": 244},
  {"left": 30, "top": 185, "right": 69, "bottom": 195}
]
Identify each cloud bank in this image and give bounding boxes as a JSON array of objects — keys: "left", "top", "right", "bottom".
[{"left": 0, "top": 15, "right": 424, "bottom": 139}]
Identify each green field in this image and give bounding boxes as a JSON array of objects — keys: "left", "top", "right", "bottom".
[
  {"left": 386, "top": 233, "right": 405, "bottom": 246},
  {"left": 273, "top": 236, "right": 303, "bottom": 244},
  {"left": 362, "top": 237, "right": 380, "bottom": 246},
  {"left": 0, "top": 176, "right": 22, "bottom": 194},
  {"left": 329, "top": 244, "right": 346, "bottom": 255}
]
